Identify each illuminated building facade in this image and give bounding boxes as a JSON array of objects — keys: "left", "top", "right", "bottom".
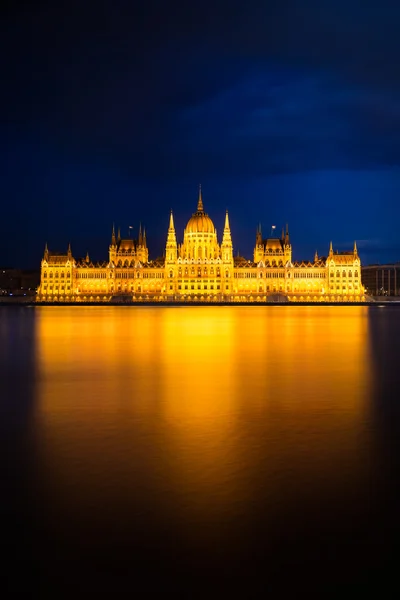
[{"left": 36, "top": 189, "right": 366, "bottom": 303}]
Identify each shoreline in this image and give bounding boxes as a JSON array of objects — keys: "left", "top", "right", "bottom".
[{"left": 1, "top": 300, "right": 399, "bottom": 308}]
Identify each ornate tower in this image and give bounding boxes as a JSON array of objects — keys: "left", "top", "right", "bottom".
[
  {"left": 136, "top": 224, "right": 149, "bottom": 263},
  {"left": 165, "top": 211, "right": 177, "bottom": 264},
  {"left": 283, "top": 223, "right": 292, "bottom": 263},
  {"left": 165, "top": 210, "right": 177, "bottom": 297},
  {"left": 254, "top": 224, "right": 263, "bottom": 263},
  {"left": 221, "top": 210, "right": 233, "bottom": 264},
  {"left": 221, "top": 210, "right": 234, "bottom": 297},
  {"left": 109, "top": 224, "right": 117, "bottom": 264}
]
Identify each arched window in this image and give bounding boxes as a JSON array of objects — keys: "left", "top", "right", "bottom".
[
  {"left": 61, "top": 272, "right": 65, "bottom": 278},
  {"left": 43, "top": 272, "right": 47, "bottom": 278},
  {"left": 348, "top": 271, "right": 352, "bottom": 277},
  {"left": 210, "top": 267, "right": 214, "bottom": 275},
  {"left": 178, "top": 268, "right": 182, "bottom": 277},
  {"left": 342, "top": 270, "right": 346, "bottom": 277},
  {"left": 67, "top": 272, "right": 70, "bottom": 278},
  {"left": 185, "top": 267, "right": 188, "bottom": 276},
  {"left": 336, "top": 271, "right": 340, "bottom": 278},
  {"left": 355, "top": 270, "right": 359, "bottom": 278},
  {"left": 191, "top": 267, "right": 195, "bottom": 275},
  {"left": 55, "top": 272, "right": 59, "bottom": 278},
  {"left": 225, "top": 271, "right": 229, "bottom": 278},
  {"left": 169, "top": 271, "right": 173, "bottom": 278}
]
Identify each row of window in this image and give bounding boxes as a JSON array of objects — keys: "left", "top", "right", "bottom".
[
  {"left": 115, "top": 258, "right": 145, "bottom": 267},
  {"left": 177, "top": 284, "right": 222, "bottom": 291},
  {"left": 171, "top": 269, "right": 226, "bottom": 278},
  {"left": 76, "top": 272, "right": 107, "bottom": 279},
  {"left": 43, "top": 272, "right": 70, "bottom": 279},
  {"left": 330, "top": 285, "right": 360, "bottom": 290},
  {"left": 293, "top": 272, "right": 326, "bottom": 278},
  {"left": 330, "top": 271, "right": 359, "bottom": 278},
  {"left": 42, "top": 285, "right": 71, "bottom": 290}
]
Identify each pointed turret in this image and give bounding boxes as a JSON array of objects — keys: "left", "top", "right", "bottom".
[
  {"left": 86, "top": 251, "right": 90, "bottom": 263},
  {"left": 67, "top": 242, "right": 72, "bottom": 259},
  {"left": 44, "top": 243, "right": 49, "bottom": 261},
  {"left": 224, "top": 210, "right": 230, "bottom": 231},
  {"left": 165, "top": 209, "right": 177, "bottom": 265},
  {"left": 197, "top": 184, "right": 204, "bottom": 213},
  {"left": 222, "top": 210, "right": 232, "bottom": 247},
  {"left": 256, "top": 223, "right": 262, "bottom": 247},
  {"left": 117, "top": 227, "right": 121, "bottom": 242},
  {"left": 354, "top": 240, "right": 358, "bottom": 255},
  {"left": 329, "top": 241, "right": 333, "bottom": 255},
  {"left": 111, "top": 224, "right": 116, "bottom": 246},
  {"left": 284, "top": 223, "right": 290, "bottom": 246},
  {"left": 314, "top": 250, "right": 319, "bottom": 263},
  {"left": 169, "top": 210, "right": 175, "bottom": 231}
]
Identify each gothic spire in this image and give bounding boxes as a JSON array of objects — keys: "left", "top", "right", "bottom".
[
  {"left": 329, "top": 241, "right": 333, "bottom": 255},
  {"left": 169, "top": 210, "right": 175, "bottom": 230},
  {"left": 354, "top": 240, "right": 358, "bottom": 255},
  {"left": 224, "top": 209, "right": 230, "bottom": 231},
  {"left": 117, "top": 227, "right": 121, "bottom": 242},
  {"left": 285, "top": 223, "right": 290, "bottom": 245},
  {"left": 111, "top": 223, "right": 116, "bottom": 245},
  {"left": 197, "top": 184, "right": 204, "bottom": 213},
  {"left": 314, "top": 250, "right": 319, "bottom": 262},
  {"left": 256, "top": 223, "right": 262, "bottom": 246}
]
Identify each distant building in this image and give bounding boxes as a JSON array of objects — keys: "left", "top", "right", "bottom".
[
  {"left": 362, "top": 263, "right": 400, "bottom": 296},
  {"left": 36, "top": 189, "right": 366, "bottom": 303},
  {"left": 0, "top": 269, "right": 39, "bottom": 296}
]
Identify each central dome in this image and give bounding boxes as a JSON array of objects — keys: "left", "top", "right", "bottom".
[{"left": 185, "top": 187, "right": 215, "bottom": 234}]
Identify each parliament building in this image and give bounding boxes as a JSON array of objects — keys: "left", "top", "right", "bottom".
[{"left": 36, "top": 189, "right": 366, "bottom": 303}]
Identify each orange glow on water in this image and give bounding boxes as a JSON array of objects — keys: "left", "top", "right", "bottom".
[{"left": 33, "top": 306, "right": 374, "bottom": 527}]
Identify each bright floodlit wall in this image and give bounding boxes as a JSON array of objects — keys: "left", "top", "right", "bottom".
[{"left": 36, "top": 190, "right": 365, "bottom": 303}]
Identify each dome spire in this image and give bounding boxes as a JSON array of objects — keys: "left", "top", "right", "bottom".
[{"left": 197, "top": 184, "right": 204, "bottom": 213}]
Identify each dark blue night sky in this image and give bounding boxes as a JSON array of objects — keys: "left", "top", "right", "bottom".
[{"left": 2, "top": 0, "right": 400, "bottom": 268}]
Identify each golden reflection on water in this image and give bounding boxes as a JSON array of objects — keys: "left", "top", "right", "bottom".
[{"left": 34, "top": 306, "right": 373, "bottom": 526}]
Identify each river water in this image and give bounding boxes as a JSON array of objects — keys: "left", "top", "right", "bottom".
[{"left": 1, "top": 306, "right": 399, "bottom": 593}]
